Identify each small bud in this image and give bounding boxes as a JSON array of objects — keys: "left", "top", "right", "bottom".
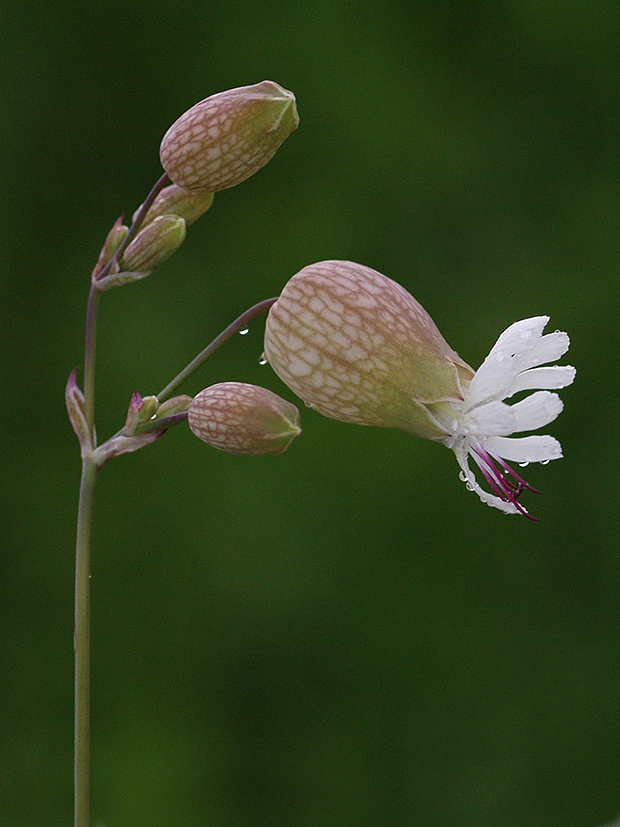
[
  {"left": 92, "top": 216, "right": 128, "bottom": 278},
  {"left": 133, "top": 184, "right": 214, "bottom": 229},
  {"left": 121, "top": 214, "right": 186, "bottom": 273},
  {"left": 153, "top": 395, "right": 193, "bottom": 419},
  {"left": 159, "top": 81, "right": 299, "bottom": 193},
  {"left": 124, "top": 393, "right": 192, "bottom": 436},
  {"left": 66, "top": 369, "right": 91, "bottom": 455},
  {"left": 188, "top": 382, "right": 301, "bottom": 455},
  {"left": 123, "top": 392, "right": 160, "bottom": 435}
]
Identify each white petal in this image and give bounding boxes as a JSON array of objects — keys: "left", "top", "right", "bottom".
[
  {"left": 510, "top": 391, "right": 564, "bottom": 432},
  {"left": 516, "top": 331, "right": 570, "bottom": 372},
  {"left": 462, "top": 355, "right": 516, "bottom": 411},
  {"left": 491, "top": 316, "right": 550, "bottom": 354},
  {"left": 507, "top": 365, "right": 576, "bottom": 396},
  {"left": 462, "top": 400, "right": 516, "bottom": 436},
  {"left": 484, "top": 434, "right": 563, "bottom": 463},
  {"left": 463, "top": 317, "right": 549, "bottom": 410},
  {"left": 463, "top": 318, "right": 572, "bottom": 412}
]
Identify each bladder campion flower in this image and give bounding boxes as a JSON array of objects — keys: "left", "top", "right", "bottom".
[
  {"left": 188, "top": 382, "right": 301, "bottom": 455},
  {"left": 263, "top": 260, "right": 576, "bottom": 519},
  {"left": 160, "top": 81, "right": 299, "bottom": 192}
]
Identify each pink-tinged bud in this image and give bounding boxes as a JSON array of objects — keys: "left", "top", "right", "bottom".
[
  {"left": 121, "top": 214, "right": 186, "bottom": 273},
  {"left": 154, "top": 395, "right": 193, "bottom": 419},
  {"left": 66, "top": 369, "right": 91, "bottom": 455},
  {"left": 263, "top": 260, "right": 474, "bottom": 441},
  {"left": 124, "top": 393, "right": 193, "bottom": 435},
  {"left": 92, "top": 216, "right": 128, "bottom": 278},
  {"left": 188, "top": 382, "right": 301, "bottom": 455},
  {"left": 133, "top": 184, "right": 214, "bottom": 229},
  {"left": 159, "top": 81, "right": 299, "bottom": 193},
  {"left": 123, "top": 392, "right": 159, "bottom": 435}
]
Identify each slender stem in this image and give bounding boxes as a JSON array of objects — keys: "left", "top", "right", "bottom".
[
  {"left": 135, "top": 410, "right": 189, "bottom": 434},
  {"left": 157, "top": 297, "right": 277, "bottom": 402},
  {"left": 74, "top": 457, "right": 99, "bottom": 827},
  {"left": 84, "top": 172, "right": 172, "bottom": 442},
  {"left": 73, "top": 171, "right": 172, "bottom": 827},
  {"left": 83, "top": 285, "right": 100, "bottom": 447}
]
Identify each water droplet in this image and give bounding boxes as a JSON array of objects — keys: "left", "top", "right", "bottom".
[
  {"left": 304, "top": 401, "right": 315, "bottom": 409},
  {"left": 540, "top": 459, "right": 550, "bottom": 465},
  {"left": 466, "top": 483, "right": 474, "bottom": 492},
  {"left": 519, "top": 461, "right": 529, "bottom": 468},
  {"left": 239, "top": 327, "right": 249, "bottom": 335},
  {"left": 259, "top": 356, "right": 268, "bottom": 366}
]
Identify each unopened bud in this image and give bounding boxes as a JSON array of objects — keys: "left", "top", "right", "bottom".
[
  {"left": 121, "top": 214, "right": 186, "bottom": 273},
  {"left": 133, "top": 184, "right": 214, "bottom": 229},
  {"left": 124, "top": 393, "right": 193, "bottom": 435},
  {"left": 123, "top": 392, "right": 160, "bottom": 435},
  {"left": 159, "top": 81, "right": 299, "bottom": 193},
  {"left": 92, "top": 216, "right": 128, "bottom": 278},
  {"left": 154, "top": 395, "right": 193, "bottom": 419},
  {"left": 188, "top": 382, "right": 301, "bottom": 455},
  {"left": 264, "top": 260, "right": 474, "bottom": 441},
  {"left": 66, "top": 369, "right": 91, "bottom": 455}
]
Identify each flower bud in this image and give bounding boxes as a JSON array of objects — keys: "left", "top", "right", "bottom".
[
  {"left": 121, "top": 214, "right": 186, "bottom": 273},
  {"left": 154, "top": 395, "right": 193, "bottom": 419},
  {"left": 263, "top": 260, "right": 474, "bottom": 441},
  {"left": 124, "top": 393, "right": 193, "bottom": 435},
  {"left": 159, "top": 81, "right": 299, "bottom": 192},
  {"left": 66, "top": 368, "right": 91, "bottom": 455},
  {"left": 188, "top": 382, "right": 301, "bottom": 455},
  {"left": 133, "top": 184, "right": 214, "bottom": 229},
  {"left": 92, "top": 216, "right": 128, "bottom": 278},
  {"left": 123, "top": 392, "right": 160, "bottom": 435}
]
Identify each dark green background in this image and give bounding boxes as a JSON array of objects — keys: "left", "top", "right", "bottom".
[{"left": 2, "top": 1, "right": 619, "bottom": 825}]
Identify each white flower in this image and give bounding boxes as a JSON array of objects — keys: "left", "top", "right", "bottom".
[
  {"left": 264, "top": 260, "right": 576, "bottom": 519},
  {"left": 434, "top": 316, "right": 576, "bottom": 519}
]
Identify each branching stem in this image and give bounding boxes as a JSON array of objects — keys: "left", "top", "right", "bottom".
[
  {"left": 73, "top": 172, "right": 277, "bottom": 827},
  {"left": 157, "top": 297, "right": 277, "bottom": 402}
]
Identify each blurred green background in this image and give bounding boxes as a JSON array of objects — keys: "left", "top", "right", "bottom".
[{"left": 2, "top": 1, "right": 619, "bottom": 825}]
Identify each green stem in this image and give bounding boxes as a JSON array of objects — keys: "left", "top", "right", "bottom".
[
  {"left": 157, "top": 297, "right": 277, "bottom": 402},
  {"left": 74, "top": 457, "right": 99, "bottom": 827},
  {"left": 85, "top": 173, "right": 172, "bottom": 443},
  {"left": 83, "top": 285, "right": 100, "bottom": 447},
  {"left": 73, "top": 171, "right": 172, "bottom": 827}
]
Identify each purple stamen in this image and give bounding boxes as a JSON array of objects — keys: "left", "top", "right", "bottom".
[{"left": 472, "top": 442, "right": 541, "bottom": 521}]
